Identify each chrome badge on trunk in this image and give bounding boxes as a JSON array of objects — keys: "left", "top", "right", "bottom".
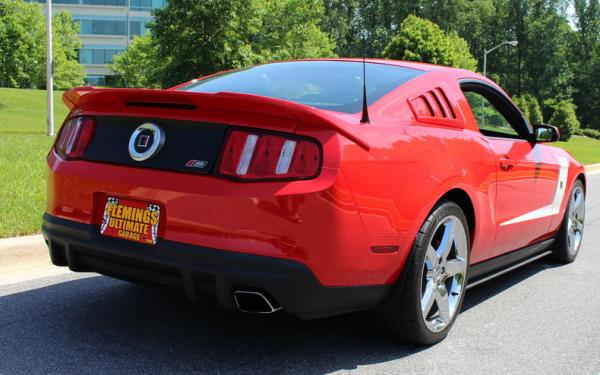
[{"left": 128, "top": 123, "right": 165, "bottom": 161}]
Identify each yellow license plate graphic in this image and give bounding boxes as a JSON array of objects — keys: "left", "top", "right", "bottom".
[{"left": 100, "top": 197, "right": 160, "bottom": 245}]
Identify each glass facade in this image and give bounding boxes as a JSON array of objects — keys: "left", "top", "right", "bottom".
[
  {"left": 130, "top": 19, "right": 150, "bottom": 36},
  {"left": 33, "top": 0, "right": 166, "bottom": 9},
  {"left": 130, "top": 0, "right": 166, "bottom": 11},
  {"left": 86, "top": 75, "right": 106, "bottom": 86},
  {"left": 30, "top": 0, "right": 166, "bottom": 85},
  {"left": 77, "top": 17, "right": 127, "bottom": 35},
  {"left": 75, "top": 16, "right": 151, "bottom": 36},
  {"left": 79, "top": 45, "right": 126, "bottom": 64}
]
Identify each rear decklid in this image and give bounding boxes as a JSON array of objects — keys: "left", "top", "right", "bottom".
[{"left": 63, "top": 87, "right": 370, "bottom": 149}]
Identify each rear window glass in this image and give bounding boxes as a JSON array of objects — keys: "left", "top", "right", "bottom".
[{"left": 180, "top": 61, "right": 424, "bottom": 114}]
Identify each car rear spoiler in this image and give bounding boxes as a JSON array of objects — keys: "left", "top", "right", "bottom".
[{"left": 63, "top": 87, "right": 370, "bottom": 151}]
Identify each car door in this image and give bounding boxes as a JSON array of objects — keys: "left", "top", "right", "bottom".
[{"left": 459, "top": 81, "right": 558, "bottom": 256}]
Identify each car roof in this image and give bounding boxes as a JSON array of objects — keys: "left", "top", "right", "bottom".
[
  {"left": 279, "top": 58, "right": 457, "bottom": 73},
  {"left": 171, "top": 58, "right": 482, "bottom": 92}
]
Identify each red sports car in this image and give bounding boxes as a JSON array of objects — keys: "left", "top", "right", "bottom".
[{"left": 43, "top": 59, "right": 586, "bottom": 344}]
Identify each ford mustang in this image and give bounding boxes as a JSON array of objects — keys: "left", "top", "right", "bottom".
[{"left": 42, "top": 59, "right": 586, "bottom": 344}]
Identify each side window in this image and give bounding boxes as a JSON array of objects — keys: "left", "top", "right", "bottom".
[
  {"left": 460, "top": 81, "right": 532, "bottom": 140},
  {"left": 463, "top": 91, "right": 521, "bottom": 139}
]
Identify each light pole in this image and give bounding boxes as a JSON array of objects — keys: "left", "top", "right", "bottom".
[
  {"left": 46, "top": 0, "right": 54, "bottom": 136},
  {"left": 483, "top": 40, "right": 518, "bottom": 77},
  {"left": 481, "top": 40, "right": 517, "bottom": 127}
]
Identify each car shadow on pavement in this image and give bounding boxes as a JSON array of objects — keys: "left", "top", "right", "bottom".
[
  {"left": 462, "top": 258, "right": 561, "bottom": 311},
  {"left": 0, "top": 259, "right": 559, "bottom": 374},
  {"left": 0, "top": 275, "right": 421, "bottom": 374}
]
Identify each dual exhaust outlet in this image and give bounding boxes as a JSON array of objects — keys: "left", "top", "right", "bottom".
[{"left": 233, "top": 290, "right": 282, "bottom": 314}]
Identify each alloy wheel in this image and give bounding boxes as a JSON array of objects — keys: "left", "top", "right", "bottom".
[
  {"left": 421, "top": 216, "right": 468, "bottom": 333},
  {"left": 567, "top": 186, "right": 585, "bottom": 255}
]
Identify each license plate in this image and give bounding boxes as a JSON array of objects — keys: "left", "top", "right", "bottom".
[{"left": 100, "top": 197, "right": 160, "bottom": 245}]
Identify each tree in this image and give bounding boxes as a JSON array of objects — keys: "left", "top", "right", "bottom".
[
  {"left": 572, "top": 0, "right": 600, "bottom": 130},
  {"left": 573, "top": 0, "right": 599, "bottom": 64},
  {"left": 446, "top": 32, "right": 478, "bottom": 71},
  {"left": 51, "top": 11, "right": 85, "bottom": 90},
  {"left": 418, "top": 0, "right": 496, "bottom": 66},
  {"left": 138, "top": 0, "right": 255, "bottom": 88},
  {"left": 150, "top": 0, "right": 335, "bottom": 88},
  {"left": 572, "top": 45, "right": 600, "bottom": 130},
  {"left": 382, "top": 15, "right": 477, "bottom": 70},
  {"left": 522, "top": 4, "right": 574, "bottom": 103},
  {"left": 0, "top": 0, "right": 84, "bottom": 89},
  {"left": 549, "top": 100, "right": 580, "bottom": 141},
  {"left": 513, "top": 93, "right": 543, "bottom": 124},
  {"left": 252, "top": 0, "right": 335, "bottom": 61},
  {"left": 0, "top": 0, "right": 45, "bottom": 88},
  {"left": 110, "top": 34, "right": 162, "bottom": 88}
]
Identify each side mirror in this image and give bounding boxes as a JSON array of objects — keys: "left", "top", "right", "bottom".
[{"left": 533, "top": 124, "right": 560, "bottom": 143}]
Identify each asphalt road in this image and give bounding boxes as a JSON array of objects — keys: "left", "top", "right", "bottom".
[{"left": 1, "top": 174, "right": 599, "bottom": 375}]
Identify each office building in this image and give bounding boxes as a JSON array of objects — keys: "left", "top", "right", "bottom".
[{"left": 33, "top": 0, "right": 167, "bottom": 86}]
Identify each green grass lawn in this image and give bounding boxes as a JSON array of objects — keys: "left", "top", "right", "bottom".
[
  {"left": 0, "top": 87, "right": 67, "bottom": 134},
  {"left": 555, "top": 136, "right": 600, "bottom": 166},
  {"left": 0, "top": 88, "right": 66, "bottom": 237},
  {"left": 1, "top": 87, "right": 600, "bottom": 238}
]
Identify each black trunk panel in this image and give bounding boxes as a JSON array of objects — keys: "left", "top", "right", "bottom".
[{"left": 84, "top": 116, "right": 228, "bottom": 174}]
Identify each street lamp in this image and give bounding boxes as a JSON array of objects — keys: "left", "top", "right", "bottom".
[
  {"left": 46, "top": 0, "right": 54, "bottom": 136},
  {"left": 481, "top": 40, "right": 517, "bottom": 127},
  {"left": 483, "top": 40, "right": 518, "bottom": 77}
]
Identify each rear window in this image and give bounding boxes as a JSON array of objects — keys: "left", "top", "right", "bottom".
[{"left": 180, "top": 61, "right": 424, "bottom": 114}]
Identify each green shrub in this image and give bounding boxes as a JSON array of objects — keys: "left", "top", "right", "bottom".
[
  {"left": 382, "top": 15, "right": 477, "bottom": 71},
  {"left": 581, "top": 128, "right": 600, "bottom": 140},
  {"left": 549, "top": 100, "right": 580, "bottom": 141},
  {"left": 513, "top": 93, "right": 543, "bottom": 124}
]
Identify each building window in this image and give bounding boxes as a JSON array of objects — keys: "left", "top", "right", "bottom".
[
  {"left": 82, "top": 0, "right": 127, "bottom": 5},
  {"left": 79, "top": 45, "right": 125, "bottom": 64},
  {"left": 85, "top": 75, "right": 106, "bottom": 86},
  {"left": 31, "top": 0, "right": 165, "bottom": 7},
  {"left": 76, "top": 18, "right": 127, "bottom": 35},
  {"left": 79, "top": 49, "right": 92, "bottom": 64},
  {"left": 32, "top": 0, "right": 128, "bottom": 4}
]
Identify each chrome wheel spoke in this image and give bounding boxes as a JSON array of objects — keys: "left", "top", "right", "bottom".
[
  {"left": 420, "top": 215, "right": 468, "bottom": 333},
  {"left": 567, "top": 186, "right": 585, "bottom": 254},
  {"left": 421, "top": 281, "right": 435, "bottom": 316},
  {"left": 437, "top": 221, "right": 455, "bottom": 261},
  {"left": 444, "top": 258, "right": 466, "bottom": 278},
  {"left": 435, "top": 289, "right": 450, "bottom": 324},
  {"left": 426, "top": 245, "right": 439, "bottom": 269},
  {"left": 571, "top": 190, "right": 582, "bottom": 212}
]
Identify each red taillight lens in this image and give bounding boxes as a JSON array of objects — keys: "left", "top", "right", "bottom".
[
  {"left": 55, "top": 116, "right": 96, "bottom": 159},
  {"left": 218, "top": 129, "right": 321, "bottom": 180}
]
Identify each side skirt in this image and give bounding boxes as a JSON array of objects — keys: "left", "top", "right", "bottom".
[{"left": 467, "top": 238, "right": 554, "bottom": 289}]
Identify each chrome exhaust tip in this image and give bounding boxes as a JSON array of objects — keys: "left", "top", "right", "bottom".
[{"left": 233, "top": 290, "right": 282, "bottom": 314}]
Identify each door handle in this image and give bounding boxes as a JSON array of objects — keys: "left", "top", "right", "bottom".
[{"left": 499, "top": 158, "right": 515, "bottom": 171}]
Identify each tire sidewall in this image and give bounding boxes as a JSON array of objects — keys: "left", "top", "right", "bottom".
[
  {"left": 558, "top": 180, "right": 585, "bottom": 262},
  {"left": 410, "top": 201, "right": 471, "bottom": 344}
]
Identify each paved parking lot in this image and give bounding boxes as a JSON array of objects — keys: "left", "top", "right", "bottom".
[{"left": 1, "top": 173, "right": 599, "bottom": 374}]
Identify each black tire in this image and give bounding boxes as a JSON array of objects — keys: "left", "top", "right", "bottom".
[
  {"left": 373, "top": 200, "right": 470, "bottom": 345},
  {"left": 552, "top": 179, "right": 585, "bottom": 263}
]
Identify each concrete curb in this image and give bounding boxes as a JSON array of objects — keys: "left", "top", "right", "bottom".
[
  {"left": 0, "top": 234, "right": 46, "bottom": 266},
  {"left": 0, "top": 234, "right": 71, "bottom": 285},
  {"left": 0, "top": 234, "right": 44, "bottom": 250},
  {"left": 585, "top": 163, "right": 600, "bottom": 175}
]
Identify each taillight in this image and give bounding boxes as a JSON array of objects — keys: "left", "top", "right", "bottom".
[
  {"left": 218, "top": 129, "right": 321, "bottom": 180},
  {"left": 55, "top": 116, "right": 96, "bottom": 159}
]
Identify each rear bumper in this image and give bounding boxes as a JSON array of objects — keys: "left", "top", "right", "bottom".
[{"left": 42, "top": 213, "right": 390, "bottom": 319}]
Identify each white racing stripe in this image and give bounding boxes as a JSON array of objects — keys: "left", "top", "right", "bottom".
[{"left": 500, "top": 156, "right": 569, "bottom": 226}]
